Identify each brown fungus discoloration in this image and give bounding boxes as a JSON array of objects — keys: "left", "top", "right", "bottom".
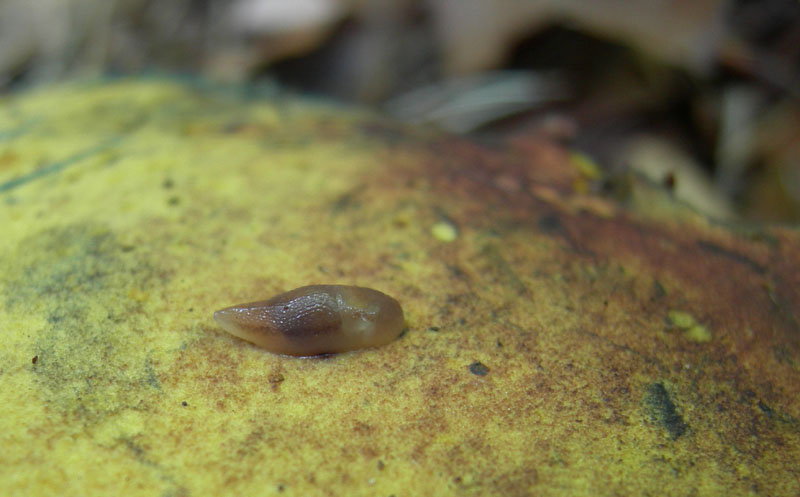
[{"left": 213, "top": 285, "right": 405, "bottom": 356}]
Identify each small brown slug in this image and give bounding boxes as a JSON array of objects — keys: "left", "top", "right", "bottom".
[{"left": 213, "top": 285, "right": 405, "bottom": 356}]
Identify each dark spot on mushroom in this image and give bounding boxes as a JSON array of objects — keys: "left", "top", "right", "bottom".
[
  {"left": 644, "top": 382, "right": 688, "bottom": 440},
  {"left": 162, "top": 178, "right": 174, "bottom": 189},
  {"left": 167, "top": 196, "right": 180, "bottom": 206},
  {"left": 757, "top": 400, "right": 774, "bottom": 419},
  {"left": 32, "top": 355, "right": 38, "bottom": 365},
  {"left": 538, "top": 214, "right": 562, "bottom": 233},
  {"left": 428, "top": 326, "right": 440, "bottom": 332},
  {"left": 652, "top": 280, "right": 666, "bottom": 299},
  {"left": 181, "top": 401, "right": 188, "bottom": 407},
  {"left": 377, "top": 460, "right": 385, "bottom": 470},
  {"left": 268, "top": 373, "right": 285, "bottom": 384},
  {"left": 469, "top": 361, "right": 490, "bottom": 376},
  {"left": 331, "top": 188, "right": 363, "bottom": 212}
]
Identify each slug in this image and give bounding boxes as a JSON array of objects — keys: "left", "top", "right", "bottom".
[{"left": 213, "top": 285, "right": 405, "bottom": 356}]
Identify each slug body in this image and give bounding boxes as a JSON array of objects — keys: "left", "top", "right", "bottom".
[{"left": 213, "top": 285, "right": 405, "bottom": 356}]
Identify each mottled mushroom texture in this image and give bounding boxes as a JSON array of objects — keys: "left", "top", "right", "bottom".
[{"left": 0, "top": 79, "right": 798, "bottom": 497}]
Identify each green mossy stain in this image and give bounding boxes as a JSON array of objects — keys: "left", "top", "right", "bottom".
[
  {"left": 4, "top": 224, "right": 166, "bottom": 423},
  {"left": 644, "top": 382, "right": 689, "bottom": 440}
]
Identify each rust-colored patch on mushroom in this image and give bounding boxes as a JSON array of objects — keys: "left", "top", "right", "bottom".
[{"left": 372, "top": 127, "right": 800, "bottom": 487}]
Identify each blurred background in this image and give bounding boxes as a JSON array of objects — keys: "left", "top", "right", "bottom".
[{"left": 1, "top": 0, "right": 799, "bottom": 222}]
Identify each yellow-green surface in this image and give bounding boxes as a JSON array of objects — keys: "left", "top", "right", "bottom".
[{"left": 1, "top": 79, "right": 799, "bottom": 496}]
